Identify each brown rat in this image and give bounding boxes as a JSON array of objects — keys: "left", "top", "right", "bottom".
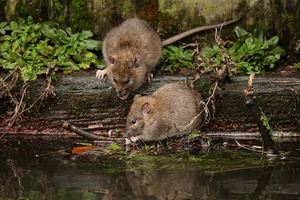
[
  {"left": 96, "top": 17, "right": 241, "bottom": 99},
  {"left": 125, "top": 82, "right": 203, "bottom": 142},
  {"left": 96, "top": 17, "right": 162, "bottom": 99}
]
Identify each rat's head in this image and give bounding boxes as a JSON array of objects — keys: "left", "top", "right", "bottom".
[
  {"left": 107, "top": 54, "right": 144, "bottom": 100},
  {"left": 125, "top": 95, "right": 152, "bottom": 142}
]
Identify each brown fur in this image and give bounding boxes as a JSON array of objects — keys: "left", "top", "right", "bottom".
[
  {"left": 101, "top": 17, "right": 162, "bottom": 99},
  {"left": 125, "top": 83, "right": 203, "bottom": 142}
]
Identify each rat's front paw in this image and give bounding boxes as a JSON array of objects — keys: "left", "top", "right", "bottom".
[{"left": 96, "top": 69, "right": 107, "bottom": 79}]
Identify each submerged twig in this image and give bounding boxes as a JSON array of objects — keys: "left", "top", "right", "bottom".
[{"left": 234, "top": 140, "right": 266, "bottom": 154}]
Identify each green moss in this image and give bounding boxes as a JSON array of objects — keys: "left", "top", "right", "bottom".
[
  {"left": 272, "top": 0, "right": 282, "bottom": 14},
  {"left": 259, "top": 108, "right": 275, "bottom": 141},
  {"left": 123, "top": 1, "right": 135, "bottom": 18},
  {"left": 52, "top": 0, "right": 65, "bottom": 25},
  {"left": 15, "top": 2, "right": 39, "bottom": 20},
  {"left": 70, "top": 0, "right": 95, "bottom": 31}
]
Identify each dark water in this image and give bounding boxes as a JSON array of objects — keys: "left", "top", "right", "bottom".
[{"left": 0, "top": 137, "right": 300, "bottom": 200}]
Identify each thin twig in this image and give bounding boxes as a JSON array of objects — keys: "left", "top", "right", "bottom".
[{"left": 182, "top": 81, "right": 218, "bottom": 131}]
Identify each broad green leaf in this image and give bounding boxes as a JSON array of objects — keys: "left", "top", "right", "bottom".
[
  {"left": 85, "top": 52, "right": 95, "bottom": 60},
  {"left": 0, "top": 22, "right": 8, "bottom": 28},
  {"left": 61, "top": 60, "right": 79, "bottom": 71},
  {"left": 0, "top": 41, "right": 10, "bottom": 51},
  {"left": 3, "top": 62, "right": 18, "bottom": 70},
  {"left": 18, "top": 18, "right": 26, "bottom": 28},
  {"left": 201, "top": 45, "right": 220, "bottom": 59},
  {"left": 79, "top": 62, "right": 90, "bottom": 69},
  {"left": 41, "top": 24, "right": 60, "bottom": 44},
  {"left": 80, "top": 40, "right": 102, "bottom": 50},
  {"left": 264, "top": 55, "right": 278, "bottom": 63},
  {"left": 12, "top": 38, "right": 21, "bottom": 52},
  {"left": 58, "top": 54, "right": 65, "bottom": 62},
  {"left": 10, "top": 21, "right": 19, "bottom": 31},
  {"left": 66, "top": 27, "right": 73, "bottom": 36},
  {"left": 234, "top": 26, "right": 248, "bottom": 38},
  {"left": 67, "top": 47, "right": 77, "bottom": 55},
  {"left": 1, "top": 35, "right": 12, "bottom": 40},
  {"left": 55, "top": 45, "right": 67, "bottom": 55},
  {"left": 72, "top": 54, "right": 85, "bottom": 63},
  {"left": 57, "top": 30, "right": 68, "bottom": 43},
  {"left": 269, "top": 46, "right": 286, "bottom": 56},
  {"left": 27, "top": 16, "right": 34, "bottom": 25},
  {"left": 78, "top": 30, "right": 93, "bottom": 40},
  {"left": 254, "top": 23, "right": 264, "bottom": 44},
  {"left": 261, "top": 36, "right": 279, "bottom": 49}
]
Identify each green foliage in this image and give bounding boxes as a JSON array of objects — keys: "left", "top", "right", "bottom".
[
  {"left": 201, "top": 24, "right": 286, "bottom": 74},
  {"left": 0, "top": 16, "right": 102, "bottom": 81},
  {"left": 70, "top": 0, "right": 95, "bottom": 31},
  {"left": 161, "top": 45, "right": 194, "bottom": 72}
]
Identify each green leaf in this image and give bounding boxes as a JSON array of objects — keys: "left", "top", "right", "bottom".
[
  {"left": 56, "top": 30, "right": 68, "bottom": 43},
  {"left": 78, "top": 30, "right": 93, "bottom": 40},
  {"left": 10, "top": 21, "right": 19, "bottom": 31},
  {"left": 269, "top": 46, "right": 286, "bottom": 56},
  {"left": 264, "top": 55, "right": 278, "bottom": 63},
  {"left": 84, "top": 52, "right": 96, "bottom": 60},
  {"left": 0, "top": 22, "right": 8, "bottom": 34},
  {"left": 41, "top": 24, "right": 60, "bottom": 44},
  {"left": 0, "top": 41, "right": 10, "bottom": 51},
  {"left": 55, "top": 45, "right": 67, "bottom": 55},
  {"left": 66, "top": 47, "right": 77, "bottom": 55},
  {"left": 261, "top": 36, "right": 279, "bottom": 49},
  {"left": 3, "top": 62, "right": 18, "bottom": 70},
  {"left": 254, "top": 23, "right": 264, "bottom": 44},
  {"left": 18, "top": 17, "right": 26, "bottom": 28},
  {"left": 201, "top": 45, "right": 220, "bottom": 59},
  {"left": 12, "top": 38, "right": 21, "bottom": 52},
  {"left": 61, "top": 59, "right": 79, "bottom": 71},
  {"left": 0, "top": 21, "right": 8, "bottom": 28},
  {"left": 66, "top": 27, "right": 73, "bottom": 36},
  {"left": 234, "top": 26, "right": 248, "bottom": 38},
  {"left": 72, "top": 54, "right": 85, "bottom": 63},
  {"left": 27, "top": 16, "right": 34, "bottom": 25},
  {"left": 79, "top": 39, "right": 102, "bottom": 50},
  {"left": 79, "top": 62, "right": 90, "bottom": 69}
]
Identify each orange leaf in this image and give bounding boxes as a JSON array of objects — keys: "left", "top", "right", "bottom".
[{"left": 72, "top": 146, "right": 97, "bottom": 155}]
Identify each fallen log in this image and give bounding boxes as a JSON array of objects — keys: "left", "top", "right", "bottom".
[{"left": 1, "top": 70, "right": 299, "bottom": 133}]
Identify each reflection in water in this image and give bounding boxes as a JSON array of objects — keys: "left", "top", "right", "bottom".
[
  {"left": 0, "top": 140, "right": 300, "bottom": 200},
  {"left": 1, "top": 156, "right": 299, "bottom": 199},
  {"left": 102, "top": 165, "right": 300, "bottom": 200}
]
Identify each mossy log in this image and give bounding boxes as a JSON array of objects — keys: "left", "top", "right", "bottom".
[{"left": 14, "top": 70, "right": 298, "bottom": 133}]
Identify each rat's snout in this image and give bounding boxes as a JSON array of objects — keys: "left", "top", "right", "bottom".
[
  {"left": 117, "top": 89, "right": 130, "bottom": 100},
  {"left": 125, "top": 129, "right": 139, "bottom": 143}
]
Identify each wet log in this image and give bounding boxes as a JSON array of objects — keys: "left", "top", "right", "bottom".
[{"left": 1, "top": 70, "right": 299, "bottom": 133}]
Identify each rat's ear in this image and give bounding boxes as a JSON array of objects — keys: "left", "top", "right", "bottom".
[
  {"left": 133, "top": 94, "right": 141, "bottom": 102},
  {"left": 108, "top": 56, "right": 115, "bottom": 64},
  {"left": 129, "top": 57, "right": 137, "bottom": 68},
  {"left": 141, "top": 102, "right": 150, "bottom": 116}
]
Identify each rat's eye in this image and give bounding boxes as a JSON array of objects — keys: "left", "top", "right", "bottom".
[
  {"left": 131, "top": 119, "right": 136, "bottom": 124},
  {"left": 113, "top": 77, "right": 117, "bottom": 82},
  {"left": 124, "top": 79, "right": 130, "bottom": 84}
]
